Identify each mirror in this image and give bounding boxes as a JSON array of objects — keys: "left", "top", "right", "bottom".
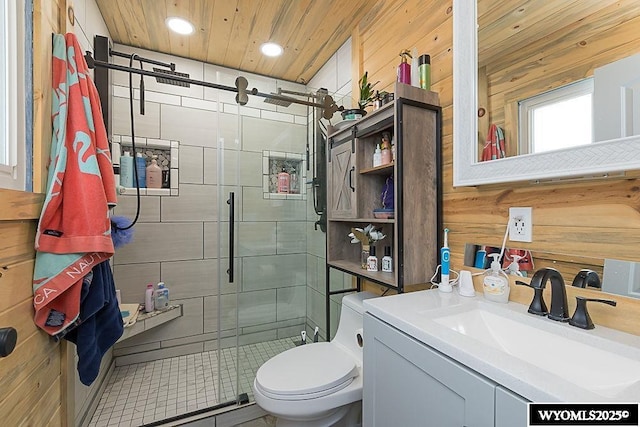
[
  {"left": 464, "top": 243, "right": 640, "bottom": 299},
  {"left": 453, "top": 0, "right": 640, "bottom": 186}
]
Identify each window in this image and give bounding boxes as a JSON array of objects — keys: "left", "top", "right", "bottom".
[
  {"left": 518, "top": 79, "right": 593, "bottom": 155},
  {"left": 0, "top": 0, "right": 26, "bottom": 190}
]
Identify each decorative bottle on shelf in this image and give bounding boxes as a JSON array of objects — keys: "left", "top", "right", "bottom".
[
  {"left": 373, "top": 144, "right": 382, "bottom": 167},
  {"left": 277, "top": 167, "right": 290, "bottom": 193},
  {"left": 381, "top": 133, "right": 392, "bottom": 165},
  {"left": 382, "top": 246, "right": 393, "bottom": 272},
  {"left": 397, "top": 50, "right": 412, "bottom": 84},
  {"left": 366, "top": 246, "right": 378, "bottom": 272},
  {"left": 360, "top": 244, "right": 370, "bottom": 269},
  {"left": 146, "top": 155, "right": 163, "bottom": 189}
]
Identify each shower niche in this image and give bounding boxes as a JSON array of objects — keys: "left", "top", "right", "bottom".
[
  {"left": 112, "top": 136, "right": 179, "bottom": 196},
  {"left": 263, "top": 150, "right": 306, "bottom": 199}
]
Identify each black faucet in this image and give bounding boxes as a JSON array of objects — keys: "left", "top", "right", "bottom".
[
  {"left": 518, "top": 268, "right": 569, "bottom": 322},
  {"left": 541, "top": 268, "right": 570, "bottom": 322},
  {"left": 516, "top": 269, "right": 548, "bottom": 316},
  {"left": 569, "top": 296, "right": 617, "bottom": 329}
]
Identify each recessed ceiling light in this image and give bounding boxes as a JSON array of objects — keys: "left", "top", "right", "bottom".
[
  {"left": 260, "top": 42, "right": 283, "bottom": 57},
  {"left": 166, "top": 17, "right": 195, "bottom": 35}
]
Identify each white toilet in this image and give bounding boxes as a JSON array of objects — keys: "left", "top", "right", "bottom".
[{"left": 253, "top": 291, "right": 377, "bottom": 427}]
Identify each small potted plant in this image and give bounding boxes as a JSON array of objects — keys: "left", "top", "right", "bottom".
[{"left": 341, "top": 71, "right": 378, "bottom": 120}]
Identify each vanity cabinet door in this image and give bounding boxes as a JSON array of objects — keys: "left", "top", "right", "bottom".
[
  {"left": 495, "top": 386, "right": 529, "bottom": 427},
  {"left": 364, "top": 314, "right": 495, "bottom": 427},
  {"left": 328, "top": 139, "right": 357, "bottom": 219}
]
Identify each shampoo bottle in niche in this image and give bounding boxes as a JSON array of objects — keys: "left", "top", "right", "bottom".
[
  {"left": 380, "top": 133, "right": 392, "bottom": 165},
  {"left": 483, "top": 253, "right": 510, "bottom": 303},
  {"left": 146, "top": 155, "right": 163, "bottom": 189},
  {"left": 397, "top": 50, "right": 412, "bottom": 85},
  {"left": 120, "top": 151, "right": 134, "bottom": 188},
  {"left": 277, "top": 167, "right": 290, "bottom": 194},
  {"left": 134, "top": 152, "right": 146, "bottom": 188},
  {"left": 154, "top": 282, "right": 170, "bottom": 311},
  {"left": 144, "top": 283, "right": 155, "bottom": 313}
]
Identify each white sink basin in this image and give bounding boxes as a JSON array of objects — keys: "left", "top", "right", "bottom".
[{"left": 433, "top": 304, "right": 640, "bottom": 398}]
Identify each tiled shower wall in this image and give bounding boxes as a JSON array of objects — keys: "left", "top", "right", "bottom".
[
  {"left": 305, "top": 39, "right": 355, "bottom": 340},
  {"left": 109, "top": 44, "right": 315, "bottom": 365}
]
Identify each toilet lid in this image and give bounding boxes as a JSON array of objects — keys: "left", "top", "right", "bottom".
[{"left": 255, "top": 342, "right": 358, "bottom": 399}]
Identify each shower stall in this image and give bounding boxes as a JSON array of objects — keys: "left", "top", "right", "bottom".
[{"left": 83, "top": 39, "right": 349, "bottom": 426}]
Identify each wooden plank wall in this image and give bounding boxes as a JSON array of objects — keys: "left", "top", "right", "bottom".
[
  {"left": 0, "top": 190, "right": 63, "bottom": 426},
  {"left": 355, "top": 0, "right": 640, "bottom": 336},
  {"left": 0, "top": 0, "right": 74, "bottom": 426}
]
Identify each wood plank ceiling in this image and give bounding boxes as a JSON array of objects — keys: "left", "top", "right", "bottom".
[
  {"left": 95, "top": 0, "right": 379, "bottom": 83},
  {"left": 477, "top": 0, "right": 638, "bottom": 69}
]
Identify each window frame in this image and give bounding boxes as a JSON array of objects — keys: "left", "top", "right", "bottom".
[
  {"left": 518, "top": 78, "right": 594, "bottom": 155},
  {"left": 0, "top": 0, "right": 27, "bottom": 191}
]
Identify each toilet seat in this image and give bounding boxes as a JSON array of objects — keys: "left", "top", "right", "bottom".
[{"left": 255, "top": 342, "right": 358, "bottom": 401}]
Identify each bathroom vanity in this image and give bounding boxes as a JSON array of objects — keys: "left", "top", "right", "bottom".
[{"left": 363, "top": 291, "right": 640, "bottom": 426}]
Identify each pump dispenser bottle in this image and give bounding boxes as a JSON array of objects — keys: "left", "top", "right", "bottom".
[
  {"left": 397, "top": 50, "right": 412, "bottom": 85},
  {"left": 146, "top": 155, "right": 163, "bottom": 189},
  {"left": 483, "top": 253, "right": 510, "bottom": 303},
  {"left": 373, "top": 144, "right": 382, "bottom": 167}
]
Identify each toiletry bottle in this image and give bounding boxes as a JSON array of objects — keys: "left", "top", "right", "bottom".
[
  {"left": 277, "top": 167, "right": 290, "bottom": 193},
  {"left": 505, "top": 255, "right": 524, "bottom": 276},
  {"left": 144, "top": 283, "right": 155, "bottom": 313},
  {"left": 411, "top": 48, "right": 419, "bottom": 88},
  {"left": 290, "top": 167, "right": 298, "bottom": 194},
  {"left": 382, "top": 246, "right": 393, "bottom": 272},
  {"left": 134, "top": 152, "right": 146, "bottom": 188},
  {"left": 366, "top": 245, "right": 378, "bottom": 271},
  {"left": 483, "top": 253, "right": 510, "bottom": 303},
  {"left": 120, "top": 151, "right": 134, "bottom": 188},
  {"left": 381, "top": 134, "right": 392, "bottom": 165},
  {"left": 391, "top": 135, "right": 396, "bottom": 162},
  {"left": 146, "top": 155, "right": 163, "bottom": 189},
  {"left": 373, "top": 144, "right": 382, "bottom": 167},
  {"left": 154, "top": 282, "right": 170, "bottom": 311},
  {"left": 418, "top": 54, "right": 431, "bottom": 90},
  {"left": 397, "top": 50, "right": 412, "bottom": 85}
]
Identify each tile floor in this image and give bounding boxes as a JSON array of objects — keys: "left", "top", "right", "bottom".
[{"left": 89, "top": 337, "right": 298, "bottom": 427}]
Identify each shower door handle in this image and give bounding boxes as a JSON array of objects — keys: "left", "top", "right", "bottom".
[{"left": 227, "top": 192, "right": 235, "bottom": 283}]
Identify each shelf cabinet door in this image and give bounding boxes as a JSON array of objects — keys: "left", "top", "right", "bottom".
[
  {"left": 364, "top": 314, "right": 495, "bottom": 427},
  {"left": 328, "top": 140, "right": 358, "bottom": 219}
]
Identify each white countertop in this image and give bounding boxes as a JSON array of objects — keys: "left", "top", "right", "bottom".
[{"left": 364, "top": 289, "right": 640, "bottom": 403}]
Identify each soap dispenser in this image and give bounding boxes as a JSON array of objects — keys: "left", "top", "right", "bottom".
[
  {"left": 483, "top": 253, "right": 510, "bottom": 303},
  {"left": 373, "top": 144, "right": 382, "bottom": 167}
]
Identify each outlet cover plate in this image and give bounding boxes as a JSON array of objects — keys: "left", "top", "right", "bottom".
[{"left": 509, "top": 207, "right": 532, "bottom": 242}]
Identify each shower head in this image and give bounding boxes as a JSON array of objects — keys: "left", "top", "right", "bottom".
[
  {"left": 264, "top": 88, "right": 292, "bottom": 107},
  {"left": 153, "top": 67, "right": 191, "bottom": 87}
]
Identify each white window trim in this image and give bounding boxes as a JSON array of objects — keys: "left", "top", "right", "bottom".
[
  {"left": 518, "top": 78, "right": 594, "bottom": 155},
  {"left": 0, "top": 0, "right": 26, "bottom": 190}
]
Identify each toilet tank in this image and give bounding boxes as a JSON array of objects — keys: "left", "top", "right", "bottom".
[{"left": 332, "top": 291, "right": 378, "bottom": 362}]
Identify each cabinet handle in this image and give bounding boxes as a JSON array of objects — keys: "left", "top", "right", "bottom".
[
  {"left": 227, "top": 192, "right": 235, "bottom": 283},
  {"left": 349, "top": 166, "right": 355, "bottom": 192}
]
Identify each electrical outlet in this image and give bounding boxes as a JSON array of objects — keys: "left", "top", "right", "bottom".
[{"left": 509, "top": 207, "right": 532, "bottom": 242}]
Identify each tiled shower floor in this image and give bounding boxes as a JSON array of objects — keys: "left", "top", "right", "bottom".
[{"left": 89, "top": 337, "right": 298, "bottom": 427}]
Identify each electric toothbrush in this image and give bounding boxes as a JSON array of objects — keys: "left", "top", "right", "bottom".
[{"left": 440, "top": 228, "right": 452, "bottom": 292}]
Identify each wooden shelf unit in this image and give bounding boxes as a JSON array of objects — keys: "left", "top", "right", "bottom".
[{"left": 325, "top": 83, "right": 443, "bottom": 338}]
